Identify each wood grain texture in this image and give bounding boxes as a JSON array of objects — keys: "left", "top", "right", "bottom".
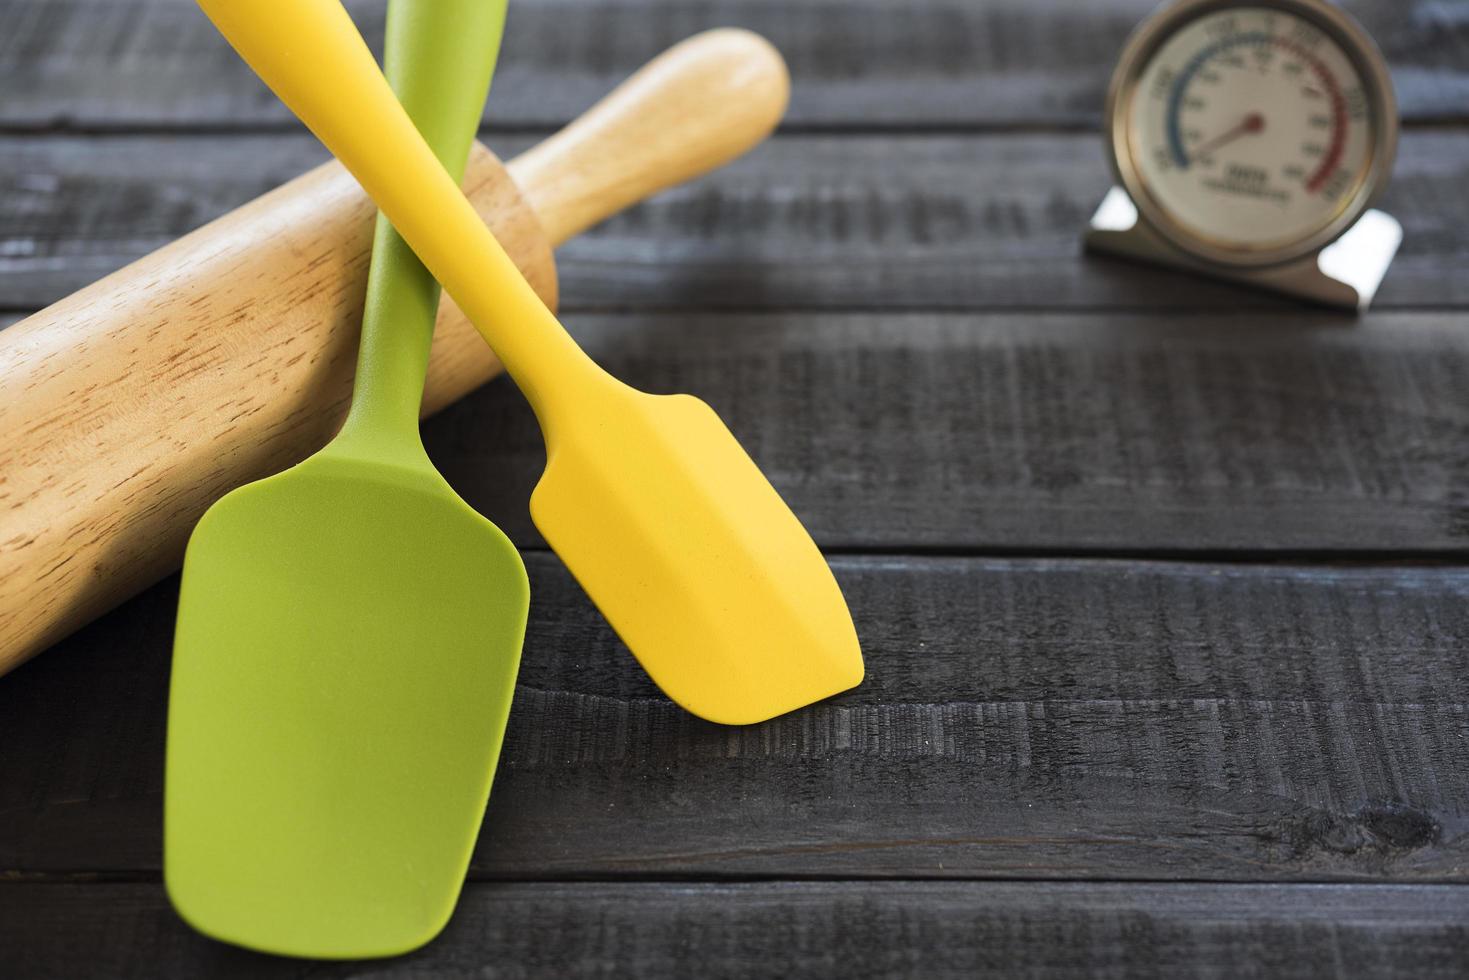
[
  {"left": 425, "top": 310, "right": 1469, "bottom": 553},
  {"left": 2, "top": 881, "right": 1468, "bottom": 980},
  {"left": 4, "top": 554, "right": 1466, "bottom": 880},
  {"left": 5, "top": 131, "right": 1467, "bottom": 312},
  {"left": 0, "top": 0, "right": 1465, "bottom": 131}
]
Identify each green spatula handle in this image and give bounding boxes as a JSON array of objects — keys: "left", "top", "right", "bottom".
[{"left": 335, "top": 0, "right": 508, "bottom": 453}]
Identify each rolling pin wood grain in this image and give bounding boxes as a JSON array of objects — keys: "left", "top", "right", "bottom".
[{"left": 0, "top": 28, "right": 790, "bottom": 675}]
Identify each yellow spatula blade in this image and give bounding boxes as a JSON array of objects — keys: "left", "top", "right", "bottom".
[{"left": 534, "top": 387, "right": 863, "bottom": 723}]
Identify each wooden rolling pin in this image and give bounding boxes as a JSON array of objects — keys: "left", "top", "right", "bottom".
[{"left": 0, "top": 28, "right": 789, "bottom": 675}]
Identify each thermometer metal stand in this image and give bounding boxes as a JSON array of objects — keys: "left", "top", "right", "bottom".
[{"left": 1085, "top": 186, "right": 1401, "bottom": 311}]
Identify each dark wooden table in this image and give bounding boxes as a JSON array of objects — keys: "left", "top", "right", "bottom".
[{"left": 3, "top": 1, "right": 1468, "bottom": 976}]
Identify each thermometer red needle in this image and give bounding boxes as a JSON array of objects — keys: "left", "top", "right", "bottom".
[{"left": 1190, "top": 112, "right": 1265, "bottom": 162}]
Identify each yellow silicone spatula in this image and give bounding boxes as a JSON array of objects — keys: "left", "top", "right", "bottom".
[{"left": 195, "top": 0, "right": 864, "bottom": 725}]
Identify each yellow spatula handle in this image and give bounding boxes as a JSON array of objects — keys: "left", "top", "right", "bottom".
[{"left": 196, "top": 0, "right": 598, "bottom": 419}]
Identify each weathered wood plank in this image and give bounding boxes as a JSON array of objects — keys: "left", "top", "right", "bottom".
[
  {"left": 3, "top": 132, "right": 1466, "bottom": 312},
  {"left": 3, "top": 309, "right": 1466, "bottom": 553},
  {"left": 448, "top": 310, "right": 1469, "bottom": 552},
  {"left": 3, "top": 555, "right": 1466, "bottom": 880},
  {"left": 1, "top": 0, "right": 1465, "bottom": 131},
  {"left": 2, "top": 881, "right": 1467, "bottom": 979}
]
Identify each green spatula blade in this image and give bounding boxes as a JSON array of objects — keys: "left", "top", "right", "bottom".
[
  {"left": 164, "top": 0, "right": 519, "bottom": 959},
  {"left": 167, "top": 459, "right": 526, "bottom": 957}
]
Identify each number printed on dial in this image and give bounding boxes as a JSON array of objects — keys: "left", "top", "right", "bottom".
[{"left": 1126, "top": 5, "right": 1375, "bottom": 253}]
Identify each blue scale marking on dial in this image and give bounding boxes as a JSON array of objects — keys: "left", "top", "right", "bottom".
[{"left": 1166, "top": 30, "right": 1273, "bottom": 168}]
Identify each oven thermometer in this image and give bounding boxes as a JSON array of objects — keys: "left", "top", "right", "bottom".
[{"left": 1085, "top": 0, "right": 1400, "bottom": 309}]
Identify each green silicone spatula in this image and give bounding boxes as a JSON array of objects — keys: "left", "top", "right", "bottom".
[{"left": 164, "top": 0, "right": 522, "bottom": 959}]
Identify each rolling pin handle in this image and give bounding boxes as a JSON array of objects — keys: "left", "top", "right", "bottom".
[{"left": 508, "top": 28, "right": 789, "bottom": 246}]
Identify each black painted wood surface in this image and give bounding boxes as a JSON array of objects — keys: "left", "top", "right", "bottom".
[
  {"left": 2, "top": 0, "right": 1467, "bottom": 976},
  {"left": 5, "top": 131, "right": 1469, "bottom": 312},
  {"left": 2, "top": 0, "right": 1466, "bottom": 130},
  {"left": 4, "top": 554, "right": 1467, "bottom": 881},
  {"left": 4, "top": 882, "right": 1468, "bottom": 980}
]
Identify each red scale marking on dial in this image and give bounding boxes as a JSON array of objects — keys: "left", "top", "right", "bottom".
[{"left": 1273, "top": 37, "right": 1349, "bottom": 194}]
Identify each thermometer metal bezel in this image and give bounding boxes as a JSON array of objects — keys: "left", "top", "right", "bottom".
[{"left": 1104, "top": 0, "right": 1398, "bottom": 269}]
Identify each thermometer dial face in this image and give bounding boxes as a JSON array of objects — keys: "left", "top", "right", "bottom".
[{"left": 1111, "top": 1, "right": 1394, "bottom": 265}]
